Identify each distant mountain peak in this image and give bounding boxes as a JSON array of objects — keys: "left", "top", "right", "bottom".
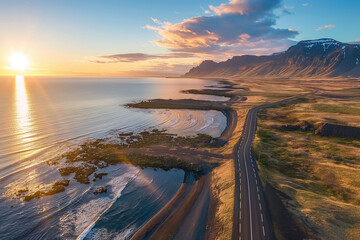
[
  {"left": 299, "top": 38, "right": 340, "bottom": 44},
  {"left": 295, "top": 38, "right": 343, "bottom": 52},
  {"left": 184, "top": 38, "right": 360, "bottom": 79}
]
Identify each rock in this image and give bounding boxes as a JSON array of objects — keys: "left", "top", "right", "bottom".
[
  {"left": 279, "top": 124, "right": 300, "bottom": 131},
  {"left": 94, "top": 172, "right": 108, "bottom": 180},
  {"left": 278, "top": 121, "right": 313, "bottom": 132},
  {"left": 59, "top": 165, "right": 96, "bottom": 184},
  {"left": 16, "top": 188, "right": 29, "bottom": 196},
  {"left": 24, "top": 191, "right": 42, "bottom": 201},
  {"left": 315, "top": 123, "right": 360, "bottom": 140},
  {"left": 297, "top": 121, "right": 313, "bottom": 131},
  {"left": 58, "top": 166, "right": 77, "bottom": 176},
  {"left": 93, "top": 186, "right": 107, "bottom": 195},
  {"left": 53, "top": 179, "right": 70, "bottom": 186},
  {"left": 44, "top": 185, "right": 65, "bottom": 196},
  {"left": 23, "top": 180, "right": 68, "bottom": 201}
]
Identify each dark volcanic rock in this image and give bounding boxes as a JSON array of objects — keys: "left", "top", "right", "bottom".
[
  {"left": 23, "top": 181, "right": 68, "bottom": 201},
  {"left": 184, "top": 38, "right": 360, "bottom": 79},
  {"left": 58, "top": 164, "right": 96, "bottom": 184},
  {"left": 93, "top": 186, "right": 107, "bottom": 195},
  {"left": 315, "top": 123, "right": 360, "bottom": 140},
  {"left": 279, "top": 124, "right": 300, "bottom": 131},
  {"left": 94, "top": 172, "right": 108, "bottom": 180},
  {"left": 279, "top": 121, "right": 313, "bottom": 131}
]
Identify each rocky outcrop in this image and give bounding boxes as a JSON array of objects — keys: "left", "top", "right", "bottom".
[
  {"left": 93, "top": 186, "right": 107, "bottom": 195},
  {"left": 279, "top": 121, "right": 313, "bottom": 132},
  {"left": 315, "top": 123, "right": 360, "bottom": 140},
  {"left": 22, "top": 179, "right": 70, "bottom": 201}
]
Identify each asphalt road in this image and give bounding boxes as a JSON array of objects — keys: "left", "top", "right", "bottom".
[
  {"left": 232, "top": 107, "right": 273, "bottom": 240},
  {"left": 232, "top": 93, "right": 314, "bottom": 240}
]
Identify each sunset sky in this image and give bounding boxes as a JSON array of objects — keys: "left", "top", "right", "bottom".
[{"left": 1, "top": 0, "right": 359, "bottom": 77}]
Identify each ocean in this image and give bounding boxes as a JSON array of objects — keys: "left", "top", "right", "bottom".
[{"left": 0, "top": 76, "right": 227, "bottom": 239}]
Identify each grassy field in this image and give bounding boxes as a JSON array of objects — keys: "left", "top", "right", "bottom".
[
  {"left": 254, "top": 96, "right": 360, "bottom": 239},
  {"left": 212, "top": 78, "right": 360, "bottom": 239},
  {"left": 313, "top": 104, "right": 360, "bottom": 116}
]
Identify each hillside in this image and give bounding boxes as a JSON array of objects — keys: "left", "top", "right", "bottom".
[{"left": 184, "top": 39, "right": 360, "bottom": 79}]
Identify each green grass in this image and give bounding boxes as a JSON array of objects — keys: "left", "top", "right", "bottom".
[
  {"left": 255, "top": 107, "right": 360, "bottom": 200},
  {"left": 243, "top": 92, "right": 294, "bottom": 98},
  {"left": 313, "top": 104, "right": 360, "bottom": 116},
  {"left": 255, "top": 98, "right": 360, "bottom": 239},
  {"left": 181, "top": 89, "right": 235, "bottom": 98},
  {"left": 274, "top": 97, "right": 312, "bottom": 108}
]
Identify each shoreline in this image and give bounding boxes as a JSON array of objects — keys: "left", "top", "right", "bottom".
[
  {"left": 126, "top": 79, "right": 243, "bottom": 239},
  {"left": 126, "top": 98, "right": 242, "bottom": 143},
  {"left": 130, "top": 171, "right": 197, "bottom": 240}
]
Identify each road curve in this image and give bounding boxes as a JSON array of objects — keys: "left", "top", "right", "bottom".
[
  {"left": 232, "top": 93, "right": 314, "bottom": 240},
  {"left": 232, "top": 107, "right": 273, "bottom": 240}
]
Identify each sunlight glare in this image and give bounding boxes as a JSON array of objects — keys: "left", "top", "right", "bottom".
[
  {"left": 9, "top": 53, "right": 29, "bottom": 71},
  {"left": 15, "top": 76, "right": 30, "bottom": 128}
]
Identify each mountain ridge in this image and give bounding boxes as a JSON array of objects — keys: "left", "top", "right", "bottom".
[{"left": 184, "top": 38, "right": 360, "bottom": 79}]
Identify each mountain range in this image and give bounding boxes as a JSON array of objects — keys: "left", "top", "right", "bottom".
[{"left": 184, "top": 39, "right": 360, "bottom": 79}]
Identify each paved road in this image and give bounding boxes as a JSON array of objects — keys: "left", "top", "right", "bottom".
[
  {"left": 232, "top": 107, "right": 273, "bottom": 240},
  {"left": 232, "top": 93, "right": 314, "bottom": 240}
]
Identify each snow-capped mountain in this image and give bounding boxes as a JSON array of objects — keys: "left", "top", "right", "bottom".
[{"left": 184, "top": 38, "right": 360, "bottom": 79}]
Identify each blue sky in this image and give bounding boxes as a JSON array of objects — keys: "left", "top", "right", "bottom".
[
  {"left": 275, "top": 0, "right": 360, "bottom": 42},
  {"left": 0, "top": 0, "right": 359, "bottom": 76}
]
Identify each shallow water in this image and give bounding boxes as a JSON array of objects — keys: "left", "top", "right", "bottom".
[{"left": 0, "top": 76, "right": 226, "bottom": 239}]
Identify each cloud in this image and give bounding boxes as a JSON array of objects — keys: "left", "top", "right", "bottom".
[
  {"left": 356, "top": 39, "right": 360, "bottom": 42},
  {"left": 283, "top": 5, "right": 294, "bottom": 9},
  {"left": 282, "top": 5, "right": 294, "bottom": 14},
  {"left": 302, "top": 3, "right": 309, "bottom": 7},
  {"left": 146, "top": 0, "right": 298, "bottom": 55},
  {"left": 91, "top": 0, "right": 299, "bottom": 75},
  {"left": 209, "top": 0, "right": 281, "bottom": 15},
  {"left": 316, "top": 24, "right": 335, "bottom": 31},
  {"left": 204, "top": 10, "right": 211, "bottom": 14},
  {"left": 92, "top": 52, "right": 195, "bottom": 63}
]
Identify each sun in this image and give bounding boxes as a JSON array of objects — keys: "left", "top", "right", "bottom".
[{"left": 8, "top": 53, "right": 29, "bottom": 71}]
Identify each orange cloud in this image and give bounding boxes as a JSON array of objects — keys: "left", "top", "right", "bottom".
[
  {"left": 147, "top": 18, "right": 220, "bottom": 51},
  {"left": 209, "top": 0, "right": 281, "bottom": 15},
  {"left": 92, "top": 52, "right": 196, "bottom": 63},
  {"left": 86, "top": 0, "right": 300, "bottom": 76},
  {"left": 316, "top": 24, "right": 335, "bottom": 31},
  {"left": 146, "top": 0, "right": 297, "bottom": 55}
]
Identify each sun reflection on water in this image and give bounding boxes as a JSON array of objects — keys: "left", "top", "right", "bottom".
[
  {"left": 15, "top": 75, "right": 33, "bottom": 145},
  {"left": 16, "top": 76, "right": 29, "bottom": 126}
]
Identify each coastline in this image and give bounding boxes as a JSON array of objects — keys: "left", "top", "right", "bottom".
[
  {"left": 126, "top": 99, "right": 242, "bottom": 143},
  {"left": 1, "top": 76, "right": 242, "bottom": 240},
  {"left": 130, "top": 174, "right": 189, "bottom": 240},
  {"left": 126, "top": 79, "right": 243, "bottom": 239},
  {"left": 131, "top": 173, "right": 208, "bottom": 240}
]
